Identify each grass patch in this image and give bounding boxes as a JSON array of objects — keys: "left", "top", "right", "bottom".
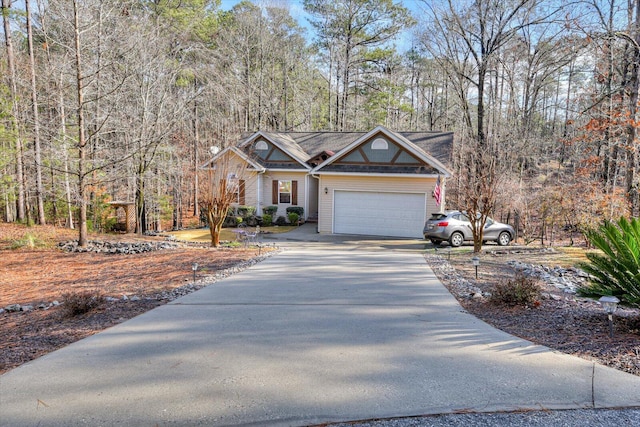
[
  {"left": 168, "top": 226, "right": 297, "bottom": 243},
  {"left": 10, "top": 232, "right": 47, "bottom": 250}
]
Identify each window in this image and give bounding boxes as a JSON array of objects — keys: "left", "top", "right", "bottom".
[
  {"left": 371, "top": 137, "right": 388, "bottom": 150},
  {"left": 255, "top": 140, "right": 268, "bottom": 150},
  {"left": 279, "top": 180, "right": 291, "bottom": 204},
  {"left": 226, "top": 174, "right": 245, "bottom": 204}
]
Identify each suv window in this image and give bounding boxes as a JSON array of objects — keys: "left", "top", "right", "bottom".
[{"left": 455, "top": 213, "right": 470, "bottom": 222}]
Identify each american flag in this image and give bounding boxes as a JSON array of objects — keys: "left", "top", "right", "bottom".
[{"left": 433, "top": 175, "right": 442, "bottom": 206}]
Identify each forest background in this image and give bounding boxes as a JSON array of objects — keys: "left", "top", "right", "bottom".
[{"left": 1, "top": 0, "right": 637, "bottom": 246}]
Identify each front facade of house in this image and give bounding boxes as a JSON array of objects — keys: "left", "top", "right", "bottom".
[{"left": 203, "top": 126, "right": 453, "bottom": 239}]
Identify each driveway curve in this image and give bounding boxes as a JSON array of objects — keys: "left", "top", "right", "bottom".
[{"left": 1, "top": 237, "right": 639, "bottom": 426}]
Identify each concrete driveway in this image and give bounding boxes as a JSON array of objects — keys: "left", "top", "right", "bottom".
[{"left": 1, "top": 234, "right": 640, "bottom": 426}]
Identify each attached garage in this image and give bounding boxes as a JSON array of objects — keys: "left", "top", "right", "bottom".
[{"left": 333, "top": 190, "right": 426, "bottom": 238}]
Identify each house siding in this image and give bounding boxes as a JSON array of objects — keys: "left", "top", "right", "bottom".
[
  {"left": 260, "top": 171, "right": 309, "bottom": 219},
  {"left": 317, "top": 175, "right": 443, "bottom": 234}
]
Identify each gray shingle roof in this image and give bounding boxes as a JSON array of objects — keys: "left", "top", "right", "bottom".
[{"left": 240, "top": 129, "right": 453, "bottom": 170}]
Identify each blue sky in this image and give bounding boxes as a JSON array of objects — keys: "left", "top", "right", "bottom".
[{"left": 219, "top": 0, "right": 421, "bottom": 50}]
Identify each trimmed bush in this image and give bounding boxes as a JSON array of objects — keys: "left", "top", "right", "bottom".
[
  {"left": 489, "top": 274, "right": 541, "bottom": 307},
  {"left": 262, "top": 214, "right": 273, "bottom": 226},
  {"left": 237, "top": 206, "right": 256, "bottom": 218},
  {"left": 287, "top": 212, "right": 300, "bottom": 225},
  {"left": 579, "top": 217, "right": 640, "bottom": 306},
  {"left": 286, "top": 206, "right": 304, "bottom": 217},
  {"left": 275, "top": 215, "right": 288, "bottom": 226},
  {"left": 263, "top": 206, "right": 278, "bottom": 216}
]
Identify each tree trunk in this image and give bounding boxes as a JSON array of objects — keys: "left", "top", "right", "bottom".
[
  {"left": 627, "top": 0, "right": 640, "bottom": 216},
  {"left": 73, "top": 0, "right": 88, "bottom": 246},
  {"left": 193, "top": 100, "right": 199, "bottom": 217},
  {"left": 58, "top": 71, "right": 74, "bottom": 229},
  {"left": 25, "top": 0, "right": 46, "bottom": 225},
  {"left": 2, "top": 0, "right": 26, "bottom": 222}
]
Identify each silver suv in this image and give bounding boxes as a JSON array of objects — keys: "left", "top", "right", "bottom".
[{"left": 423, "top": 211, "right": 514, "bottom": 247}]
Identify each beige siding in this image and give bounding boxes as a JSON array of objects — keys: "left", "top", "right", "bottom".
[
  {"left": 260, "top": 171, "right": 309, "bottom": 218},
  {"left": 318, "top": 175, "right": 442, "bottom": 234},
  {"left": 225, "top": 154, "right": 259, "bottom": 210}
]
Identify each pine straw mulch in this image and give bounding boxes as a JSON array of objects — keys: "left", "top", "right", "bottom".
[
  {"left": 0, "top": 223, "right": 270, "bottom": 375},
  {"left": 2, "top": 224, "right": 639, "bottom": 378},
  {"left": 424, "top": 246, "right": 640, "bottom": 377}
]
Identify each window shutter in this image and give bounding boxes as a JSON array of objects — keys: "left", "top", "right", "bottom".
[
  {"left": 272, "top": 180, "right": 278, "bottom": 204},
  {"left": 239, "top": 180, "right": 245, "bottom": 205},
  {"left": 292, "top": 180, "right": 298, "bottom": 205}
]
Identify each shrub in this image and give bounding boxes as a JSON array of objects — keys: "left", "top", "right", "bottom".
[
  {"left": 286, "top": 206, "right": 304, "bottom": 216},
  {"left": 104, "top": 217, "right": 118, "bottom": 232},
  {"left": 237, "top": 206, "right": 256, "bottom": 218},
  {"left": 61, "top": 291, "right": 104, "bottom": 317},
  {"left": 10, "top": 232, "right": 45, "bottom": 250},
  {"left": 578, "top": 217, "right": 640, "bottom": 306},
  {"left": 263, "top": 206, "right": 278, "bottom": 216},
  {"left": 288, "top": 212, "right": 300, "bottom": 225},
  {"left": 262, "top": 214, "right": 273, "bottom": 226},
  {"left": 489, "top": 274, "right": 541, "bottom": 307},
  {"left": 275, "top": 215, "right": 288, "bottom": 226},
  {"left": 245, "top": 215, "right": 259, "bottom": 226}
]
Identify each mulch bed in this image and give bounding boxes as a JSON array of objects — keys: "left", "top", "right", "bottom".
[
  {"left": 424, "top": 250, "right": 640, "bottom": 377},
  {"left": 2, "top": 222, "right": 639, "bottom": 378}
]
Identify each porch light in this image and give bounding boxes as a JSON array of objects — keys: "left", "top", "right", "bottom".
[
  {"left": 472, "top": 256, "right": 480, "bottom": 279},
  {"left": 324, "top": 187, "right": 328, "bottom": 194},
  {"left": 599, "top": 295, "right": 620, "bottom": 338}
]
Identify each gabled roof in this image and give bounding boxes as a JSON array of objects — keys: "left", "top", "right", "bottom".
[
  {"left": 239, "top": 131, "right": 311, "bottom": 170},
  {"left": 230, "top": 126, "right": 454, "bottom": 175},
  {"left": 310, "top": 126, "right": 453, "bottom": 177},
  {"left": 200, "top": 146, "right": 266, "bottom": 172}
]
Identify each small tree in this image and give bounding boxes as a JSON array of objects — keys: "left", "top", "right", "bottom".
[
  {"left": 200, "top": 149, "right": 247, "bottom": 247},
  {"left": 456, "top": 143, "right": 502, "bottom": 253}
]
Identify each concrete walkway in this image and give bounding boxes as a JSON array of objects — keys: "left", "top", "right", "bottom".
[{"left": 1, "top": 228, "right": 639, "bottom": 426}]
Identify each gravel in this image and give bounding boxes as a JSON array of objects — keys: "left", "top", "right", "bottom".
[{"left": 325, "top": 408, "right": 640, "bottom": 427}]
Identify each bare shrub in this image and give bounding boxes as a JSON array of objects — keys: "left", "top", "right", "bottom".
[
  {"left": 489, "top": 274, "right": 541, "bottom": 307},
  {"left": 61, "top": 291, "right": 104, "bottom": 317}
]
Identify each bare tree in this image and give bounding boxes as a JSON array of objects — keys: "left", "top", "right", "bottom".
[
  {"left": 25, "top": 0, "right": 45, "bottom": 224},
  {"left": 200, "top": 149, "right": 250, "bottom": 247},
  {"left": 1, "top": 0, "right": 25, "bottom": 221}
]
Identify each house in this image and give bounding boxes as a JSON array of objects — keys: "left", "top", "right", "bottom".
[{"left": 202, "top": 125, "right": 453, "bottom": 239}]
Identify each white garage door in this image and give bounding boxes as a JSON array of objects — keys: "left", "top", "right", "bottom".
[{"left": 334, "top": 191, "right": 425, "bottom": 238}]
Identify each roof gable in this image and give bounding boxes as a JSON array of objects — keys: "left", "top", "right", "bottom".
[
  {"left": 200, "top": 146, "right": 265, "bottom": 172},
  {"left": 240, "top": 132, "right": 311, "bottom": 170},
  {"left": 312, "top": 126, "right": 452, "bottom": 176}
]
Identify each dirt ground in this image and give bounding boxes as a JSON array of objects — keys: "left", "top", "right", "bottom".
[
  {"left": 425, "top": 246, "right": 640, "bottom": 377},
  {"left": 0, "top": 224, "right": 265, "bottom": 374},
  {"left": 1, "top": 223, "right": 639, "bottom": 378}
]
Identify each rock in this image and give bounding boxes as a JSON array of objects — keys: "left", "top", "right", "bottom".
[
  {"left": 0, "top": 308, "right": 5, "bottom": 314},
  {"left": 122, "top": 295, "right": 129, "bottom": 301},
  {"left": 130, "top": 296, "right": 140, "bottom": 301},
  {"left": 21, "top": 305, "right": 34, "bottom": 312},
  {"left": 58, "top": 240, "right": 179, "bottom": 254},
  {"left": 105, "top": 297, "right": 118, "bottom": 302},
  {"left": 472, "top": 292, "right": 483, "bottom": 299},
  {"left": 52, "top": 300, "right": 60, "bottom": 306},
  {"left": 5, "top": 304, "right": 21, "bottom": 312}
]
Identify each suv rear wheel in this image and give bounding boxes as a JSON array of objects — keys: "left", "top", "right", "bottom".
[{"left": 449, "top": 231, "right": 464, "bottom": 247}]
